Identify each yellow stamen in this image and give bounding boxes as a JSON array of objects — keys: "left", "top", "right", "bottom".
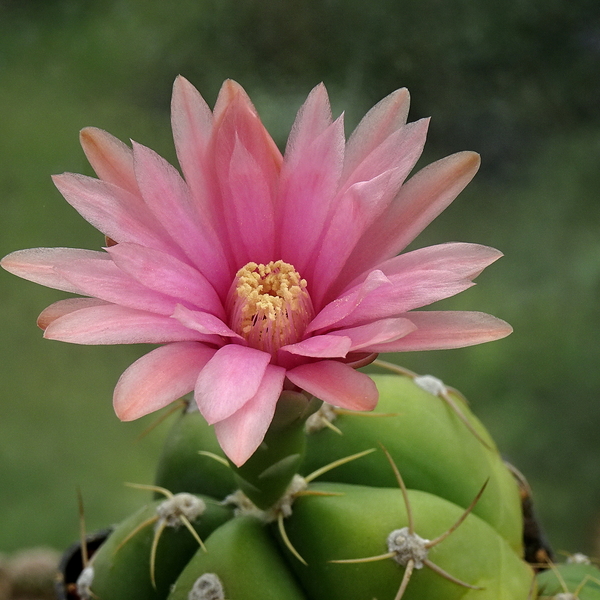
[{"left": 228, "top": 260, "right": 314, "bottom": 355}]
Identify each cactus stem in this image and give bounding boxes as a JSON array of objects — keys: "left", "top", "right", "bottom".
[
  {"left": 114, "top": 515, "right": 159, "bottom": 554},
  {"left": 330, "top": 446, "right": 486, "bottom": 597},
  {"left": 278, "top": 512, "right": 307, "bottom": 566},
  {"left": 539, "top": 558, "right": 600, "bottom": 599},
  {"left": 424, "top": 479, "right": 489, "bottom": 548},
  {"left": 304, "top": 448, "right": 377, "bottom": 483},
  {"left": 373, "top": 359, "right": 493, "bottom": 450},
  {"left": 422, "top": 558, "right": 482, "bottom": 590},
  {"left": 135, "top": 399, "right": 187, "bottom": 441},
  {"left": 198, "top": 450, "right": 230, "bottom": 467},
  {"left": 118, "top": 485, "right": 209, "bottom": 589},
  {"left": 434, "top": 386, "right": 493, "bottom": 450}
]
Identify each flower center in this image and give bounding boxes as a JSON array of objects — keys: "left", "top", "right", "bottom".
[{"left": 228, "top": 260, "right": 314, "bottom": 355}]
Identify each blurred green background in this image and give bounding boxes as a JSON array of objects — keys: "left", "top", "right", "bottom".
[{"left": 1, "top": 0, "right": 599, "bottom": 557}]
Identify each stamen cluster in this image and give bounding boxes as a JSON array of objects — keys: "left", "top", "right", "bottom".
[{"left": 228, "top": 260, "right": 314, "bottom": 355}]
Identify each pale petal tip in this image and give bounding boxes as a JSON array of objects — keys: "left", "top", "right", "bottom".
[{"left": 79, "top": 126, "right": 112, "bottom": 152}]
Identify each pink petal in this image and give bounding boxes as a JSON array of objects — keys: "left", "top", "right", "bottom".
[
  {"left": 321, "top": 270, "right": 475, "bottom": 330},
  {"left": 306, "top": 269, "right": 393, "bottom": 334},
  {"left": 52, "top": 174, "right": 182, "bottom": 259},
  {"left": 114, "top": 342, "right": 216, "bottom": 421},
  {"left": 284, "top": 83, "right": 333, "bottom": 163},
  {"left": 341, "top": 151, "right": 481, "bottom": 284},
  {"left": 368, "top": 311, "right": 513, "bottom": 352},
  {"left": 1, "top": 248, "right": 107, "bottom": 294},
  {"left": 171, "top": 76, "right": 213, "bottom": 199},
  {"left": 37, "top": 297, "right": 109, "bottom": 329},
  {"left": 368, "top": 242, "right": 503, "bottom": 282},
  {"left": 329, "top": 317, "right": 416, "bottom": 351},
  {"left": 107, "top": 243, "right": 224, "bottom": 318},
  {"left": 309, "top": 170, "right": 396, "bottom": 307},
  {"left": 280, "top": 334, "right": 352, "bottom": 358},
  {"left": 79, "top": 127, "right": 138, "bottom": 195},
  {"left": 339, "top": 118, "right": 429, "bottom": 197},
  {"left": 219, "top": 137, "right": 275, "bottom": 264},
  {"left": 195, "top": 344, "right": 271, "bottom": 424},
  {"left": 44, "top": 303, "right": 210, "bottom": 345},
  {"left": 286, "top": 360, "right": 378, "bottom": 411},
  {"left": 278, "top": 116, "right": 345, "bottom": 274},
  {"left": 213, "top": 364, "right": 286, "bottom": 466},
  {"left": 213, "top": 80, "right": 260, "bottom": 125},
  {"left": 342, "top": 87, "right": 410, "bottom": 181},
  {"left": 132, "top": 142, "right": 231, "bottom": 292},
  {"left": 55, "top": 256, "right": 183, "bottom": 315},
  {"left": 212, "top": 93, "right": 282, "bottom": 263},
  {"left": 172, "top": 305, "right": 242, "bottom": 339}
]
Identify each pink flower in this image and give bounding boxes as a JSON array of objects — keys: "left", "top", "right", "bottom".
[{"left": 1, "top": 78, "right": 511, "bottom": 466}]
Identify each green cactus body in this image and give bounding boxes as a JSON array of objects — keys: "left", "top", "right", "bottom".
[
  {"left": 536, "top": 563, "right": 600, "bottom": 599},
  {"left": 281, "top": 482, "right": 534, "bottom": 600},
  {"left": 83, "top": 494, "right": 232, "bottom": 600},
  {"left": 154, "top": 403, "right": 236, "bottom": 499},
  {"left": 78, "top": 372, "right": 542, "bottom": 600},
  {"left": 302, "top": 374, "right": 523, "bottom": 553},
  {"left": 168, "top": 516, "right": 307, "bottom": 600}
]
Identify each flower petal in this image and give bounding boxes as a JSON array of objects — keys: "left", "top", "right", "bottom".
[
  {"left": 369, "top": 311, "right": 513, "bottom": 352},
  {"left": 321, "top": 270, "right": 475, "bottom": 330},
  {"left": 278, "top": 116, "right": 345, "bottom": 274},
  {"left": 171, "top": 75, "right": 214, "bottom": 201},
  {"left": 369, "top": 242, "right": 503, "bottom": 282},
  {"left": 329, "top": 317, "right": 416, "bottom": 351},
  {"left": 114, "top": 342, "right": 216, "bottom": 421},
  {"left": 79, "top": 127, "right": 138, "bottom": 195},
  {"left": 310, "top": 119, "right": 430, "bottom": 305},
  {"left": 52, "top": 173, "right": 182, "bottom": 258},
  {"left": 55, "top": 256, "right": 183, "bottom": 315},
  {"left": 306, "top": 269, "right": 393, "bottom": 334},
  {"left": 44, "top": 303, "right": 210, "bottom": 345},
  {"left": 309, "top": 170, "right": 396, "bottom": 307},
  {"left": 213, "top": 364, "right": 286, "bottom": 466},
  {"left": 341, "top": 151, "right": 481, "bottom": 284},
  {"left": 38, "top": 297, "right": 109, "bottom": 329},
  {"left": 342, "top": 87, "right": 410, "bottom": 181},
  {"left": 219, "top": 136, "right": 275, "bottom": 264},
  {"left": 172, "top": 304, "right": 241, "bottom": 339},
  {"left": 132, "top": 142, "right": 231, "bottom": 292},
  {"left": 1, "top": 248, "right": 106, "bottom": 294},
  {"left": 107, "top": 243, "right": 224, "bottom": 318},
  {"left": 284, "top": 83, "right": 333, "bottom": 162},
  {"left": 280, "top": 334, "right": 352, "bottom": 358},
  {"left": 339, "top": 118, "right": 429, "bottom": 197},
  {"left": 212, "top": 92, "right": 282, "bottom": 264},
  {"left": 286, "top": 360, "right": 378, "bottom": 411},
  {"left": 195, "top": 344, "right": 271, "bottom": 424}
]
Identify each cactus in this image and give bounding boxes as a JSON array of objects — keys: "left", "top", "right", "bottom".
[
  {"left": 2, "top": 77, "right": 580, "bottom": 600},
  {"left": 69, "top": 371, "right": 543, "bottom": 600}
]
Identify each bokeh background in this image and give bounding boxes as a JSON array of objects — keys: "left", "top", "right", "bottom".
[{"left": 1, "top": 0, "right": 600, "bottom": 557}]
